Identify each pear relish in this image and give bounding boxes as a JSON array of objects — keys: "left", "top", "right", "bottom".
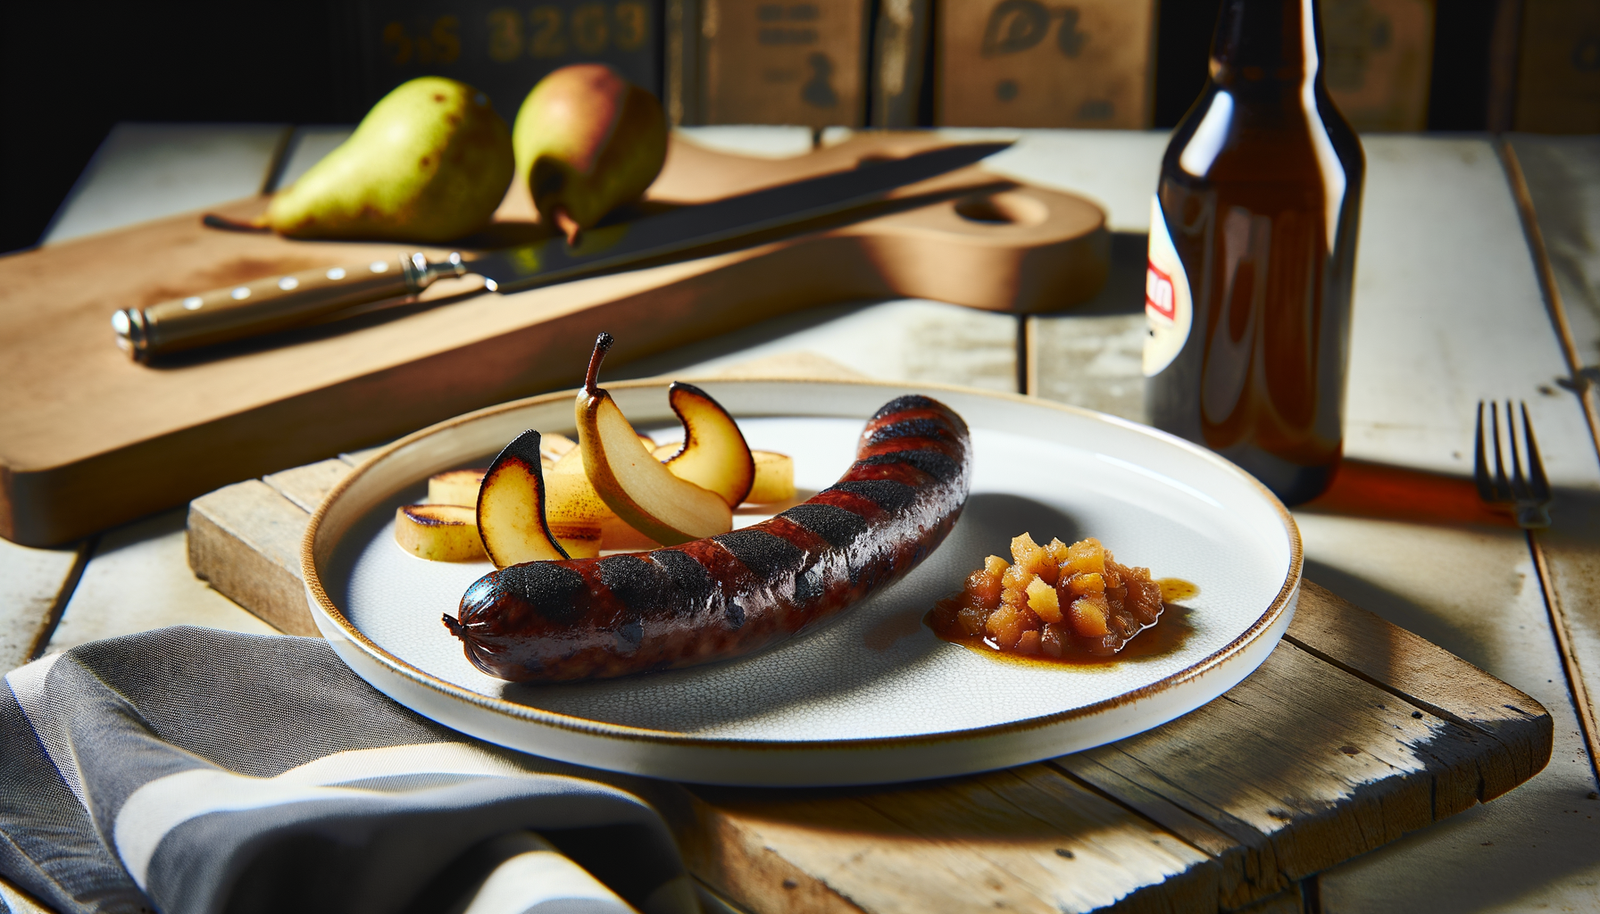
[{"left": 929, "top": 534, "right": 1164, "bottom": 658}]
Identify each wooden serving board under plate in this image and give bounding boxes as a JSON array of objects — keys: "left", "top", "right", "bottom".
[
  {"left": 0, "top": 133, "right": 1109, "bottom": 548},
  {"left": 186, "top": 444, "right": 1552, "bottom": 914}
]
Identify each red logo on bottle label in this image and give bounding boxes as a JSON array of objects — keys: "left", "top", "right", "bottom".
[{"left": 1146, "top": 261, "right": 1175, "bottom": 322}]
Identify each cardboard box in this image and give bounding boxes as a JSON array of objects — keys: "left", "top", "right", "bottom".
[
  {"left": 1322, "top": 0, "right": 1436, "bottom": 132},
  {"left": 1514, "top": 0, "right": 1600, "bottom": 133},
  {"left": 936, "top": 0, "right": 1157, "bottom": 129},
  {"left": 695, "top": 0, "right": 871, "bottom": 126}
]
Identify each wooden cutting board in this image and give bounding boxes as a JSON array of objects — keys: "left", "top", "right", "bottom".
[
  {"left": 184, "top": 447, "right": 1553, "bottom": 914},
  {"left": 0, "top": 133, "right": 1109, "bottom": 547}
]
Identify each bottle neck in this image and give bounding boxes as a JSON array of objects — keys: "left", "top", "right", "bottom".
[{"left": 1209, "top": 0, "right": 1324, "bottom": 87}]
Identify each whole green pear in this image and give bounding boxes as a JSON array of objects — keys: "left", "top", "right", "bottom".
[
  {"left": 265, "top": 77, "right": 514, "bottom": 242},
  {"left": 513, "top": 64, "right": 667, "bottom": 244}
]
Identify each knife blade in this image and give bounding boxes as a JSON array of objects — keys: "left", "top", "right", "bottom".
[{"left": 112, "top": 141, "right": 1011, "bottom": 363}]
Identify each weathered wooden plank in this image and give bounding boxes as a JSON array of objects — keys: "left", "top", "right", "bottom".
[
  {"left": 854, "top": 765, "right": 1216, "bottom": 914},
  {"left": 0, "top": 537, "right": 85, "bottom": 672},
  {"left": 673, "top": 763, "right": 1214, "bottom": 914},
  {"left": 1287, "top": 514, "right": 1600, "bottom": 913},
  {"left": 45, "top": 508, "right": 274, "bottom": 653},
  {"left": 186, "top": 480, "right": 318, "bottom": 637},
  {"left": 262, "top": 458, "right": 354, "bottom": 514},
  {"left": 1059, "top": 755, "right": 1252, "bottom": 905},
  {"left": 1285, "top": 581, "right": 1553, "bottom": 798},
  {"left": 1064, "top": 637, "right": 1535, "bottom": 905}
]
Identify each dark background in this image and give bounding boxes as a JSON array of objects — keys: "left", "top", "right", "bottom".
[{"left": 0, "top": 0, "right": 1513, "bottom": 256}]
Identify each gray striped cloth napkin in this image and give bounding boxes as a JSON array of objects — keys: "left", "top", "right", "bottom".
[{"left": 0, "top": 627, "right": 701, "bottom": 914}]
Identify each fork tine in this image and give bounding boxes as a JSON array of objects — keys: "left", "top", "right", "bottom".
[
  {"left": 1474, "top": 401, "right": 1495, "bottom": 502},
  {"left": 1506, "top": 400, "right": 1529, "bottom": 499},
  {"left": 1491, "top": 401, "right": 1511, "bottom": 500},
  {"left": 1520, "top": 401, "right": 1552, "bottom": 499}
]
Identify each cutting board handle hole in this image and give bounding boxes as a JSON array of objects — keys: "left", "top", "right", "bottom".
[{"left": 955, "top": 192, "right": 1048, "bottom": 227}]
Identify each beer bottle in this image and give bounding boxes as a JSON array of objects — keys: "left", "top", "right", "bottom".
[{"left": 1143, "top": 0, "right": 1363, "bottom": 505}]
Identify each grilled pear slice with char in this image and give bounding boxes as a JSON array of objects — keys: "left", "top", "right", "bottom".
[{"left": 575, "top": 334, "right": 731, "bottom": 545}]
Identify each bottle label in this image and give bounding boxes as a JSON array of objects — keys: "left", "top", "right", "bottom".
[{"left": 1143, "top": 195, "right": 1193, "bottom": 377}]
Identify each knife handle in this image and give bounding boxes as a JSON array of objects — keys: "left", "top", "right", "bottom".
[{"left": 112, "top": 252, "right": 467, "bottom": 363}]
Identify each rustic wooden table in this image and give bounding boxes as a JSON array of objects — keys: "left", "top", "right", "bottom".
[{"left": 3, "top": 125, "right": 1599, "bottom": 913}]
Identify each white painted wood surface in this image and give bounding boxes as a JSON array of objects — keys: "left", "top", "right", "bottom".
[
  {"left": 6, "top": 124, "right": 1600, "bottom": 913},
  {"left": 0, "top": 540, "right": 82, "bottom": 672},
  {"left": 1304, "top": 136, "right": 1600, "bottom": 912},
  {"left": 43, "top": 508, "right": 274, "bottom": 654},
  {"left": 1509, "top": 134, "right": 1600, "bottom": 372},
  {"left": 42, "top": 122, "right": 287, "bottom": 244},
  {"left": 616, "top": 298, "right": 1020, "bottom": 394}
]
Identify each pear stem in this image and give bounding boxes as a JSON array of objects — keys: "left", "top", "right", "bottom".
[
  {"left": 585, "top": 332, "right": 614, "bottom": 395},
  {"left": 554, "top": 208, "right": 582, "bottom": 246}
]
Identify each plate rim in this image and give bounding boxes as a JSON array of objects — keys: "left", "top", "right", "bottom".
[{"left": 302, "top": 377, "right": 1303, "bottom": 753}]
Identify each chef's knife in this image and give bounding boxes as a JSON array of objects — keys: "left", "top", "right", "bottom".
[{"left": 112, "top": 141, "right": 1011, "bottom": 363}]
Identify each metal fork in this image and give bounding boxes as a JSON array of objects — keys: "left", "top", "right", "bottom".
[{"left": 1475, "top": 400, "right": 1552, "bottom": 528}]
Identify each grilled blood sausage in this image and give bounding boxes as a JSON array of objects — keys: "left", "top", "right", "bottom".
[{"left": 443, "top": 395, "right": 972, "bottom": 682}]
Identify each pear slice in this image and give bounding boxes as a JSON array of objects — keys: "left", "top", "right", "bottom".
[
  {"left": 576, "top": 334, "right": 732, "bottom": 546},
  {"left": 429, "top": 468, "right": 487, "bottom": 506},
  {"left": 748, "top": 451, "right": 797, "bottom": 504},
  {"left": 539, "top": 432, "right": 577, "bottom": 468},
  {"left": 656, "top": 445, "right": 796, "bottom": 505},
  {"left": 653, "top": 382, "right": 755, "bottom": 508},
  {"left": 477, "top": 429, "right": 571, "bottom": 568},
  {"left": 549, "top": 523, "right": 603, "bottom": 559},
  {"left": 394, "top": 504, "right": 488, "bottom": 562},
  {"left": 546, "top": 448, "right": 663, "bottom": 551}
]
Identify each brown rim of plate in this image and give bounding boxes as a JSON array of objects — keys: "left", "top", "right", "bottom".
[{"left": 301, "top": 377, "right": 1303, "bottom": 753}]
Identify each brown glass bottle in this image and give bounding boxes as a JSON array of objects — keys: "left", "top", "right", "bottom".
[{"left": 1143, "top": 0, "right": 1363, "bottom": 505}]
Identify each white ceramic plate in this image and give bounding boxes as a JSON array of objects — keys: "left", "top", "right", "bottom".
[{"left": 304, "top": 379, "right": 1301, "bottom": 786}]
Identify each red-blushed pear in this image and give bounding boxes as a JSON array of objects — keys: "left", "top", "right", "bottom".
[
  {"left": 394, "top": 505, "right": 488, "bottom": 562},
  {"left": 655, "top": 382, "right": 755, "bottom": 507},
  {"left": 575, "top": 333, "right": 731, "bottom": 545},
  {"left": 512, "top": 64, "right": 667, "bottom": 245},
  {"left": 476, "top": 429, "right": 571, "bottom": 568}
]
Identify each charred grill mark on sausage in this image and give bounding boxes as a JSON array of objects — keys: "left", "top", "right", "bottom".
[{"left": 444, "top": 395, "right": 972, "bottom": 682}]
